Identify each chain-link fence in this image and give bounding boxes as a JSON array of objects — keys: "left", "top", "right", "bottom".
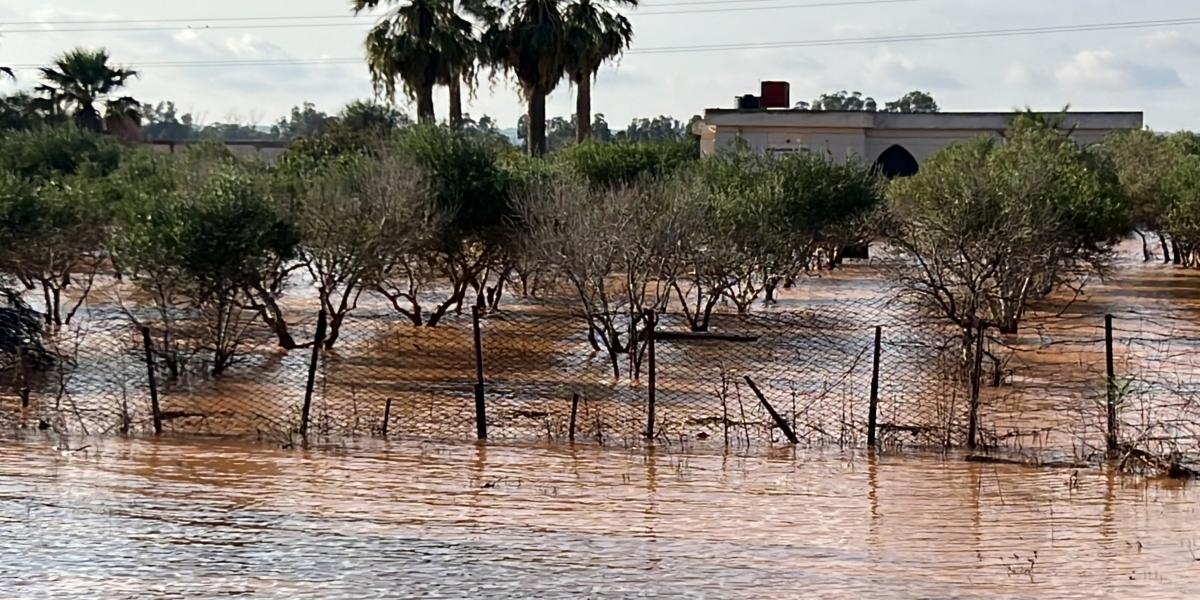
[{"left": 2, "top": 292, "right": 1198, "bottom": 470}]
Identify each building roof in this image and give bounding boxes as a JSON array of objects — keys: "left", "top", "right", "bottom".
[{"left": 699, "top": 110, "right": 1144, "bottom": 131}]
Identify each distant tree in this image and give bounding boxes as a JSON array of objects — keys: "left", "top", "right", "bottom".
[
  {"left": 0, "top": 92, "right": 51, "bottom": 132},
  {"left": 272, "top": 102, "right": 334, "bottom": 139},
  {"left": 140, "top": 101, "right": 199, "bottom": 140},
  {"left": 591, "top": 113, "right": 614, "bottom": 142},
  {"left": 36, "top": 48, "right": 140, "bottom": 132},
  {"left": 340, "top": 99, "right": 411, "bottom": 133},
  {"left": 810, "top": 90, "right": 876, "bottom": 112},
  {"left": 517, "top": 114, "right": 577, "bottom": 152},
  {"left": 617, "top": 115, "right": 688, "bottom": 142},
  {"left": 884, "top": 90, "right": 939, "bottom": 113},
  {"left": 462, "top": 113, "right": 514, "bottom": 148},
  {"left": 563, "top": 0, "right": 635, "bottom": 142}
]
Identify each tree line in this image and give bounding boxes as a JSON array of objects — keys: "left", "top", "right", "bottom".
[{"left": 5, "top": 112, "right": 1196, "bottom": 381}]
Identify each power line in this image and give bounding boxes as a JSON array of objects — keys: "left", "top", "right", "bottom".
[
  {"left": 0, "top": 0, "right": 919, "bottom": 32},
  {"left": 8, "top": 15, "right": 1200, "bottom": 68},
  {"left": 0, "top": 0, "right": 916, "bottom": 26}
]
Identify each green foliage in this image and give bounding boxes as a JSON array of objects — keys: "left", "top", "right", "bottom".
[
  {"left": 556, "top": 139, "right": 696, "bottom": 187},
  {"left": 0, "top": 126, "right": 124, "bottom": 181},
  {"left": 888, "top": 113, "right": 1128, "bottom": 333},
  {"left": 884, "top": 91, "right": 939, "bottom": 113},
  {"left": 393, "top": 125, "right": 514, "bottom": 241},
  {"left": 1102, "top": 128, "right": 1186, "bottom": 233}
]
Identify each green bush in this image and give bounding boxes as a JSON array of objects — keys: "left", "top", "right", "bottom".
[{"left": 556, "top": 139, "right": 696, "bottom": 188}]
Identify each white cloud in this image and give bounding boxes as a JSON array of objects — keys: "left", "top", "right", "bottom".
[
  {"left": 1144, "top": 30, "right": 1200, "bottom": 55},
  {"left": 1004, "top": 64, "right": 1032, "bottom": 87},
  {"left": 863, "top": 48, "right": 961, "bottom": 90},
  {"left": 1056, "top": 50, "right": 1183, "bottom": 90}
]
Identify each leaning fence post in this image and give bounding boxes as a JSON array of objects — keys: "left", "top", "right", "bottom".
[
  {"left": 300, "top": 310, "right": 327, "bottom": 438},
  {"left": 966, "top": 322, "right": 985, "bottom": 450},
  {"left": 868, "top": 325, "right": 882, "bottom": 447},
  {"left": 472, "top": 305, "right": 487, "bottom": 441},
  {"left": 644, "top": 310, "right": 657, "bottom": 441},
  {"left": 141, "top": 326, "right": 162, "bottom": 436},
  {"left": 744, "top": 375, "right": 799, "bottom": 444},
  {"left": 1105, "top": 314, "right": 1118, "bottom": 456}
]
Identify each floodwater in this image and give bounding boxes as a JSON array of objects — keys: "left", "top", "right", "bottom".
[{"left": 1, "top": 436, "right": 1197, "bottom": 599}]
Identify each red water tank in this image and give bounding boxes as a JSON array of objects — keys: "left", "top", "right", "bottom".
[{"left": 760, "top": 81, "right": 790, "bottom": 109}]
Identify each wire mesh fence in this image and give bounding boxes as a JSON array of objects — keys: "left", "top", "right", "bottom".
[{"left": 1, "top": 290, "right": 1198, "bottom": 470}]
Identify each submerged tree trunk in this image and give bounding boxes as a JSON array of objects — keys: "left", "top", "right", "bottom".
[
  {"left": 1137, "top": 230, "right": 1151, "bottom": 262},
  {"left": 448, "top": 74, "right": 463, "bottom": 129},
  {"left": 575, "top": 75, "right": 591, "bottom": 143},
  {"left": 1160, "top": 232, "right": 1172, "bottom": 265},
  {"left": 1172, "top": 239, "right": 1183, "bottom": 265},
  {"left": 416, "top": 85, "right": 436, "bottom": 125},
  {"left": 527, "top": 89, "right": 547, "bottom": 156}
]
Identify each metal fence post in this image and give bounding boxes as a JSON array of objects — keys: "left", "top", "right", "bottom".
[
  {"left": 569, "top": 392, "right": 580, "bottom": 443},
  {"left": 141, "top": 326, "right": 162, "bottom": 436},
  {"left": 1105, "top": 314, "right": 1118, "bottom": 456},
  {"left": 966, "top": 322, "right": 985, "bottom": 450},
  {"left": 868, "top": 325, "right": 882, "bottom": 447},
  {"left": 382, "top": 398, "right": 393, "bottom": 439},
  {"left": 645, "top": 310, "right": 657, "bottom": 441},
  {"left": 300, "top": 310, "right": 327, "bottom": 438},
  {"left": 472, "top": 305, "right": 487, "bottom": 441}
]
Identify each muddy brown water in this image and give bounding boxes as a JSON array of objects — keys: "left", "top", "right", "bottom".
[{"left": 0, "top": 436, "right": 1196, "bottom": 599}]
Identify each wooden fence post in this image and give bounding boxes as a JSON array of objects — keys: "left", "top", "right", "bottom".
[
  {"left": 966, "top": 322, "right": 985, "bottom": 450},
  {"left": 141, "top": 326, "right": 162, "bottom": 436},
  {"left": 644, "top": 310, "right": 657, "bottom": 441},
  {"left": 868, "top": 325, "right": 882, "bottom": 447},
  {"left": 382, "top": 398, "right": 393, "bottom": 439},
  {"left": 569, "top": 392, "right": 580, "bottom": 442},
  {"left": 744, "top": 375, "right": 799, "bottom": 444},
  {"left": 472, "top": 305, "right": 487, "bottom": 441},
  {"left": 1105, "top": 314, "right": 1118, "bottom": 456},
  {"left": 300, "top": 310, "right": 327, "bottom": 438}
]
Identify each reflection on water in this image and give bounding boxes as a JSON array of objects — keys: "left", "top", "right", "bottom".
[{"left": 0, "top": 436, "right": 1196, "bottom": 599}]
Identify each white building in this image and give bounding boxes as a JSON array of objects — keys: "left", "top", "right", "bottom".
[{"left": 692, "top": 110, "right": 1144, "bottom": 176}]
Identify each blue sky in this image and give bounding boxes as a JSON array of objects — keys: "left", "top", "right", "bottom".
[{"left": 1, "top": 0, "right": 1198, "bottom": 130}]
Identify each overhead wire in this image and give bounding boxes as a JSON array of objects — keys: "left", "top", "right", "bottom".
[{"left": 6, "top": 15, "right": 1200, "bottom": 68}]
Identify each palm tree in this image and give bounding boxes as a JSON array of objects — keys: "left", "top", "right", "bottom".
[
  {"left": 484, "top": 0, "right": 570, "bottom": 156},
  {"left": 563, "top": 0, "right": 634, "bottom": 142},
  {"left": 355, "top": 0, "right": 480, "bottom": 127},
  {"left": 36, "top": 48, "right": 139, "bottom": 132}
]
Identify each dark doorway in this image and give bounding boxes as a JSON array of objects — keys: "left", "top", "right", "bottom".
[{"left": 874, "top": 144, "right": 919, "bottom": 179}]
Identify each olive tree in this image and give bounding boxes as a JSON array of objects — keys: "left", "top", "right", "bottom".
[
  {"left": 0, "top": 127, "right": 124, "bottom": 329},
  {"left": 387, "top": 125, "right": 517, "bottom": 325},
  {"left": 520, "top": 174, "right": 683, "bottom": 376},
  {"left": 292, "top": 152, "right": 435, "bottom": 343},
  {"left": 1101, "top": 129, "right": 1186, "bottom": 263},
  {"left": 112, "top": 152, "right": 299, "bottom": 376},
  {"left": 1164, "top": 155, "right": 1200, "bottom": 267},
  {"left": 887, "top": 113, "right": 1128, "bottom": 343}
]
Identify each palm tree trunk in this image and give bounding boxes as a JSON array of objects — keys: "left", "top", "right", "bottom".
[
  {"left": 575, "top": 75, "right": 591, "bottom": 143},
  {"left": 448, "top": 74, "right": 463, "bottom": 129},
  {"left": 528, "top": 89, "right": 547, "bottom": 156},
  {"left": 416, "top": 85, "right": 436, "bottom": 125}
]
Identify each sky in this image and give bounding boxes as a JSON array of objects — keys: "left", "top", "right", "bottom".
[{"left": 1, "top": 0, "right": 1198, "bottom": 131}]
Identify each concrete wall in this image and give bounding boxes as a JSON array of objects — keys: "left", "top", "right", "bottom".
[{"left": 696, "top": 110, "right": 1144, "bottom": 166}]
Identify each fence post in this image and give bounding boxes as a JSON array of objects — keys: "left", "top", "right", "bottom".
[
  {"left": 382, "top": 398, "right": 392, "bottom": 439},
  {"left": 141, "top": 326, "right": 162, "bottom": 436},
  {"left": 1105, "top": 314, "right": 1118, "bottom": 456},
  {"left": 300, "top": 310, "right": 327, "bottom": 438},
  {"left": 966, "top": 322, "right": 985, "bottom": 450},
  {"left": 868, "top": 325, "right": 882, "bottom": 447},
  {"left": 745, "top": 375, "right": 799, "bottom": 444},
  {"left": 644, "top": 310, "right": 657, "bottom": 441},
  {"left": 569, "top": 392, "right": 580, "bottom": 442},
  {"left": 472, "top": 305, "right": 487, "bottom": 441}
]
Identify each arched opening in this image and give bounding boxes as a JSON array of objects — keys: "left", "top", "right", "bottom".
[{"left": 874, "top": 144, "right": 920, "bottom": 179}]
